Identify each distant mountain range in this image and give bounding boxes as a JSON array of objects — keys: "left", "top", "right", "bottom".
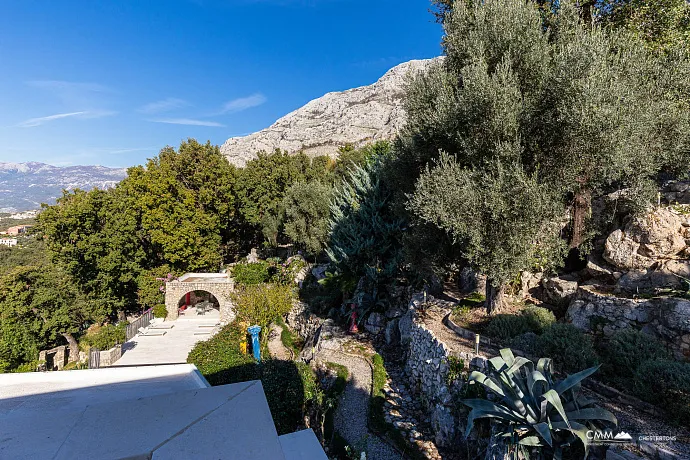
[
  {"left": 0, "top": 162, "right": 127, "bottom": 212},
  {"left": 220, "top": 58, "right": 442, "bottom": 167}
]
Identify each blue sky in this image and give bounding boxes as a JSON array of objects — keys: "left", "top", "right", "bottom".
[{"left": 0, "top": 0, "right": 443, "bottom": 168}]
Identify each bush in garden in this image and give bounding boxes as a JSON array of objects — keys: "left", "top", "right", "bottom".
[
  {"left": 485, "top": 306, "right": 556, "bottom": 341},
  {"left": 485, "top": 314, "right": 535, "bottom": 341},
  {"left": 521, "top": 306, "right": 556, "bottom": 332},
  {"left": 232, "top": 284, "right": 295, "bottom": 341},
  {"left": 634, "top": 359, "right": 690, "bottom": 427},
  {"left": 601, "top": 329, "right": 670, "bottom": 387},
  {"left": 537, "top": 323, "right": 598, "bottom": 373},
  {"left": 153, "top": 304, "right": 168, "bottom": 318},
  {"left": 509, "top": 332, "right": 539, "bottom": 356},
  {"left": 81, "top": 323, "right": 127, "bottom": 350},
  {"left": 187, "top": 321, "right": 320, "bottom": 435},
  {"left": 232, "top": 261, "right": 271, "bottom": 285}
]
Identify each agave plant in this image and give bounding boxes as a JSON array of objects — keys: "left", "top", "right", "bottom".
[{"left": 463, "top": 348, "right": 617, "bottom": 460}]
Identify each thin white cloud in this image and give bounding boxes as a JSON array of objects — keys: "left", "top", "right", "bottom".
[
  {"left": 150, "top": 118, "right": 225, "bottom": 127},
  {"left": 221, "top": 93, "right": 267, "bottom": 114},
  {"left": 17, "top": 112, "right": 86, "bottom": 128},
  {"left": 138, "top": 98, "right": 189, "bottom": 114},
  {"left": 16, "top": 110, "right": 116, "bottom": 128}
]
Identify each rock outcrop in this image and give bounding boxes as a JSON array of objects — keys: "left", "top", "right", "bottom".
[
  {"left": 603, "top": 208, "right": 689, "bottom": 270},
  {"left": 220, "top": 58, "right": 442, "bottom": 167}
]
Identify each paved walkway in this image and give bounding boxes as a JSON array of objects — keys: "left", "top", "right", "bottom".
[{"left": 114, "top": 310, "right": 220, "bottom": 366}]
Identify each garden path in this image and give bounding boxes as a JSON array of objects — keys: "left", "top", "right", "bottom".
[
  {"left": 268, "top": 323, "right": 291, "bottom": 360},
  {"left": 317, "top": 348, "right": 402, "bottom": 460}
]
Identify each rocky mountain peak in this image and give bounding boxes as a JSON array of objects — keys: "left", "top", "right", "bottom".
[{"left": 220, "top": 57, "right": 443, "bottom": 167}]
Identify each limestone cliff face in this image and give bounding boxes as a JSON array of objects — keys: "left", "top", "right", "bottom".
[{"left": 220, "top": 58, "right": 442, "bottom": 167}]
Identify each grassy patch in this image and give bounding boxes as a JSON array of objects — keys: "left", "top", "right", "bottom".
[
  {"left": 368, "top": 354, "right": 427, "bottom": 460},
  {"left": 276, "top": 317, "right": 303, "bottom": 356}
]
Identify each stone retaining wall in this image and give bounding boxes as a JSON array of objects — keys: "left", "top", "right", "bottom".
[
  {"left": 567, "top": 286, "right": 690, "bottom": 359},
  {"left": 400, "top": 293, "right": 481, "bottom": 448},
  {"left": 99, "top": 345, "right": 122, "bottom": 367}
]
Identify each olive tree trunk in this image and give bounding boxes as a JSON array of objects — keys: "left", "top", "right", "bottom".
[
  {"left": 485, "top": 281, "right": 506, "bottom": 315},
  {"left": 61, "top": 332, "right": 80, "bottom": 363},
  {"left": 570, "top": 189, "right": 591, "bottom": 249}
]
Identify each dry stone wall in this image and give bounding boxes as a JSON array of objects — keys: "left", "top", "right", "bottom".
[
  {"left": 399, "top": 293, "right": 483, "bottom": 448},
  {"left": 567, "top": 286, "right": 690, "bottom": 359}
]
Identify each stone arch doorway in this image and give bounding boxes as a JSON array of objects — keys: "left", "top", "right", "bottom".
[
  {"left": 165, "top": 273, "right": 235, "bottom": 324},
  {"left": 177, "top": 291, "right": 220, "bottom": 316}
]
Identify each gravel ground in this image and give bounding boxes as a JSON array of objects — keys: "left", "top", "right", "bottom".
[
  {"left": 318, "top": 349, "right": 403, "bottom": 460},
  {"left": 267, "top": 323, "right": 291, "bottom": 360}
]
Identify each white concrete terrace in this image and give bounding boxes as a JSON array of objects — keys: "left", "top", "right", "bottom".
[{"left": 0, "top": 365, "right": 327, "bottom": 459}]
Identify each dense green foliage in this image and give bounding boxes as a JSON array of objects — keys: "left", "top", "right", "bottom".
[
  {"left": 485, "top": 307, "right": 556, "bottom": 341},
  {"left": 537, "top": 324, "right": 599, "bottom": 373},
  {"left": 282, "top": 181, "right": 332, "bottom": 256},
  {"left": 80, "top": 323, "right": 127, "bottom": 351},
  {"left": 600, "top": 329, "right": 671, "bottom": 386},
  {"left": 400, "top": 0, "right": 690, "bottom": 311},
  {"left": 464, "top": 348, "right": 616, "bottom": 459},
  {"left": 187, "top": 321, "right": 320, "bottom": 434},
  {"left": 231, "top": 261, "right": 272, "bottom": 285},
  {"left": 153, "top": 304, "right": 168, "bottom": 319},
  {"left": 232, "top": 284, "right": 295, "bottom": 342},
  {"left": 327, "top": 153, "right": 404, "bottom": 296},
  {"left": 633, "top": 359, "right": 690, "bottom": 427},
  {"left": 0, "top": 262, "right": 100, "bottom": 371}
]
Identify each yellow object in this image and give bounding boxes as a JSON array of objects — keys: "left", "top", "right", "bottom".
[{"left": 240, "top": 341, "right": 247, "bottom": 354}]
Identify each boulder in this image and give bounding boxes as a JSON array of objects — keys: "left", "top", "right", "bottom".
[
  {"left": 603, "top": 208, "right": 687, "bottom": 270},
  {"left": 520, "top": 271, "right": 543, "bottom": 299},
  {"left": 398, "top": 311, "right": 413, "bottom": 344},
  {"left": 364, "top": 312, "right": 386, "bottom": 335},
  {"left": 616, "top": 269, "right": 682, "bottom": 294},
  {"left": 543, "top": 276, "right": 578, "bottom": 307},
  {"left": 385, "top": 318, "right": 400, "bottom": 345},
  {"left": 458, "top": 267, "right": 486, "bottom": 294},
  {"left": 310, "top": 264, "right": 328, "bottom": 281}
]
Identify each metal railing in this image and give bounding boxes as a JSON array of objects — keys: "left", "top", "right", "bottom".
[{"left": 125, "top": 308, "right": 154, "bottom": 341}]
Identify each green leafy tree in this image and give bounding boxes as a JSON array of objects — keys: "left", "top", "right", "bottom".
[
  {"left": 0, "top": 264, "right": 102, "bottom": 369},
  {"left": 410, "top": 156, "right": 565, "bottom": 312},
  {"left": 282, "top": 181, "right": 333, "bottom": 256},
  {"left": 400, "top": 0, "right": 689, "bottom": 309},
  {"left": 40, "top": 139, "right": 237, "bottom": 317},
  {"left": 597, "top": 0, "right": 690, "bottom": 53}
]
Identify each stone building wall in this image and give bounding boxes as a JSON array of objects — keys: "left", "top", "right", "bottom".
[{"left": 567, "top": 286, "right": 690, "bottom": 359}]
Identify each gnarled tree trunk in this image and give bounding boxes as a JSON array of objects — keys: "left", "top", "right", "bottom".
[
  {"left": 485, "top": 280, "right": 506, "bottom": 315},
  {"left": 61, "top": 332, "right": 80, "bottom": 363},
  {"left": 570, "top": 189, "right": 591, "bottom": 249}
]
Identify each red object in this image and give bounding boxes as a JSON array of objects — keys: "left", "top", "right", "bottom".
[
  {"left": 186, "top": 292, "right": 191, "bottom": 305},
  {"left": 348, "top": 303, "right": 359, "bottom": 333}
]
